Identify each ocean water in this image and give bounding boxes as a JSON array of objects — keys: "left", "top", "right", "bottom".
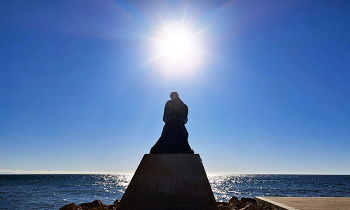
[{"left": 0, "top": 174, "right": 349, "bottom": 210}]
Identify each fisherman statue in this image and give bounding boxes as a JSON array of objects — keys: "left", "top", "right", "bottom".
[{"left": 150, "top": 92, "right": 194, "bottom": 154}]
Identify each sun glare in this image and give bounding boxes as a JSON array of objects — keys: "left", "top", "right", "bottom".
[
  {"left": 150, "top": 22, "right": 204, "bottom": 74},
  {"left": 159, "top": 29, "right": 192, "bottom": 59}
]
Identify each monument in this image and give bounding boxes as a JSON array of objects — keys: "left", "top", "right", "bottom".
[
  {"left": 118, "top": 92, "right": 218, "bottom": 210},
  {"left": 150, "top": 91, "right": 194, "bottom": 154}
]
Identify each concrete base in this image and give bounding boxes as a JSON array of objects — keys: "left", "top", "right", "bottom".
[
  {"left": 118, "top": 154, "right": 218, "bottom": 210},
  {"left": 255, "top": 197, "right": 350, "bottom": 210}
]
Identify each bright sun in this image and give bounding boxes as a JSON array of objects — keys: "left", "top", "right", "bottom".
[
  {"left": 150, "top": 22, "right": 204, "bottom": 73},
  {"left": 159, "top": 29, "right": 193, "bottom": 59}
]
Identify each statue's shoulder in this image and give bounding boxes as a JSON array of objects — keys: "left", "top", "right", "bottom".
[
  {"left": 164, "top": 100, "right": 172, "bottom": 108},
  {"left": 180, "top": 100, "right": 188, "bottom": 108},
  {"left": 183, "top": 103, "right": 188, "bottom": 111},
  {"left": 165, "top": 99, "right": 187, "bottom": 109}
]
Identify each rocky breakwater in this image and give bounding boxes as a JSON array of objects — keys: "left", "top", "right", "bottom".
[
  {"left": 217, "top": 196, "right": 282, "bottom": 210},
  {"left": 59, "top": 196, "right": 283, "bottom": 210},
  {"left": 59, "top": 199, "right": 120, "bottom": 210}
]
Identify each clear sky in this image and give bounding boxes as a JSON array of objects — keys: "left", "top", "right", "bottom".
[{"left": 1, "top": 0, "right": 350, "bottom": 174}]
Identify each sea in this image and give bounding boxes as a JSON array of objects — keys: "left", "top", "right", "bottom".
[{"left": 0, "top": 174, "right": 349, "bottom": 210}]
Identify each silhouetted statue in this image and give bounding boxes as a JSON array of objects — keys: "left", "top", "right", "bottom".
[{"left": 150, "top": 92, "right": 194, "bottom": 154}]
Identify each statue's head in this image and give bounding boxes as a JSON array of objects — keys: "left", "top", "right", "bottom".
[{"left": 170, "top": 92, "right": 179, "bottom": 100}]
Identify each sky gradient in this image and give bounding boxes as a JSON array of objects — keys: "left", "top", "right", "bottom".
[{"left": 1, "top": 0, "right": 350, "bottom": 174}]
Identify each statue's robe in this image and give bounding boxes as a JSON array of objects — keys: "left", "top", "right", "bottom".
[{"left": 150, "top": 99, "right": 194, "bottom": 154}]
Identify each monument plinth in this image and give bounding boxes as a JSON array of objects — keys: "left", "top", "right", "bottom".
[
  {"left": 118, "top": 92, "right": 218, "bottom": 210},
  {"left": 118, "top": 154, "right": 218, "bottom": 210}
]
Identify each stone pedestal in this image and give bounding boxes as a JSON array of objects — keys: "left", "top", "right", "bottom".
[{"left": 118, "top": 154, "right": 218, "bottom": 210}]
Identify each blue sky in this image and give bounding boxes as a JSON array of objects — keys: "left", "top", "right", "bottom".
[{"left": 1, "top": 0, "right": 350, "bottom": 174}]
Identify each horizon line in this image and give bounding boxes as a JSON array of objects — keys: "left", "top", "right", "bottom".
[{"left": 1, "top": 169, "right": 349, "bottom": 175}]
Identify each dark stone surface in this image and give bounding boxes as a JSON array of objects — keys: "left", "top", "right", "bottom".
[
  {"left": 229, "top": 196, "right": 239, "bottom": 203},
  {"left": 150, "top": 92, "right": 194, "bottom": 154},
  {"left": 59, "top": 200, "right": 119, "bottom": 210},
  {"left": 59, "top": 203, "right": 77, "bottom": 210},
  {"left": 241, "top": 197, "right": 257, "bottom": 204},
  {"left": 118, "top": 154, "right": 218, "bottom": 210},
  {"left": 78, "top": 200, "right": 104, "bottom": 210}
]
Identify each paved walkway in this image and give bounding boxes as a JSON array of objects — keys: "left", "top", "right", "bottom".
[{"left": 255, "top": 197, "right": 350, "bottom": 210}]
